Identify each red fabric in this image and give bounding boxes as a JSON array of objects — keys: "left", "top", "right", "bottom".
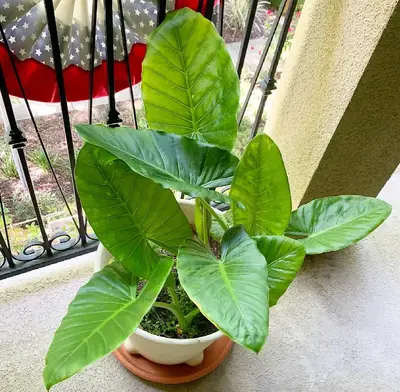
[{"left": 0, "top": 0, "right": 207, "bottom": 103}]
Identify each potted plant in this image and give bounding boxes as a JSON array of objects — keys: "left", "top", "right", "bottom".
[{"left": 43, "top": 8, "right": 391, "bottom": 390}]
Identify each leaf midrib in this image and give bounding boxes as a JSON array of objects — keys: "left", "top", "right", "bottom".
[
  {"left": 47, "top": 287, "right": 135, "bottom": 386},
  {"left": 301, "top": 207, "right": 383, "bottom": 240},
  {"left": 218, "top": 261, "right": 249, "bottom": 331},
  {"left": 173, "top": 23, "right": 198, "bottom": 135},
  {"left": 84, "top": 129, "right": 229, "bottom": 203}
]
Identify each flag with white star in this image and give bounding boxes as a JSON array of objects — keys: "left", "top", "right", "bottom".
[{"left": 0, "top": 0, "right": 175, "bottom": 70}]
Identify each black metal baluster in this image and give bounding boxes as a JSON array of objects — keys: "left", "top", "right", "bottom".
[
  {"left": 0, "top": 193, "right": 14, "bottom": 267},
  {"left": 238, "top": 0, "right": 287, "bottom": 125},
  {"left": 0, "top": 23, "right": 80, "bottom": 237},
  {"left": 157, "top": 0, "right": 167, "bottom": 26},
  {"left": 117, "top": 0, "right": 138, "bottom": 128},
  {"left": 43, "top": 0, "right": 87, "bottom": 245},
  {"left": 0, "top": 65, "right": 52, "bottom": 257},
  {"left": 104, "top": 0, "right": 122, "bottom": 126},
  {"left": 236, "top": 0, "right": 259, "bottom": 78},
  {"left": 217, "top": 0, "right": 225, "bottom": 36},
  {"left": 88, "top": 0, "right": 98, "bottom": 124},
  {"left": 250, "top": 0, "right": 297, "bottom": 139},
  {"left": 0, "top": 193, "right": 11, "bottom": 251},
  {"left": 205, "top": 0, "right": 214, "bottom": 20},
  {"left": 197, "top": 0, "right": 204, "bottom": 13},
  {"left": 0, "top": 230, "right": 13, "bottom": 268}
]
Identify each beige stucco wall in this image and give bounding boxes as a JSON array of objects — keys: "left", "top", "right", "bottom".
[{"left": 266, "top": 0, "right": 399, "bottom": 207}]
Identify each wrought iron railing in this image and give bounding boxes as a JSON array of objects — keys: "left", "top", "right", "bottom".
[{"left": 0, "top": 0, "right": 298, "bottom": 278}]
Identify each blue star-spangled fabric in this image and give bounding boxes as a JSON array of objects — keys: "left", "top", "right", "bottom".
[{"left": 0, "top": 0, "right": 175, "bottom": 70}]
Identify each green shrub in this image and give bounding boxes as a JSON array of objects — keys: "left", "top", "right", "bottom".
[
  {"left": 224, "top": 0, "right": 267, "bottom": 34},
  {"left": 0, "top": 153, "right": 19, "bottom": 179},
  {"left": 11, "top": 191, "right": 59, "bottom": 224},
  {"left": 28, "top": 149, "right": 60, "bottom": 172}
]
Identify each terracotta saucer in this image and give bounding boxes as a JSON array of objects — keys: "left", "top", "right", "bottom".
[{"left": 113, "top": 336, "right": 233, "bottom": 384}]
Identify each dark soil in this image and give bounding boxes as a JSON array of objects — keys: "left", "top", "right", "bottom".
[{"left": 140, "top": 282, "right": 218, "bottom": 339}]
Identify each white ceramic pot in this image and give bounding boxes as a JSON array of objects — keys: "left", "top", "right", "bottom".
[{"left": 94, "top": 199, "right": 224, "bottom": 366}]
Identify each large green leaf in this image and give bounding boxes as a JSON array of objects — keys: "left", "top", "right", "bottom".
[
  {"left": 286, "top": 196, "right": 392, "bottom": 254},
  {"left": 177, "top": 226, "right": 269, "bottom": 352},
  {"left": 75, "top": 144, "right": 192, "bottom": 278},
  {"left": 43, "top": 259, "right": 173, "bottom": 390},
  {"left": 230, "top": 134, "right": 291, "bottom": 236},
  {"left": 255, "top": 236, "right": 305, "bottom": 306},
  {"left": 75, "top": 125, "right": 238, "bottom": 204},
  {"left": 142, "top": 8, "right": 240, "bottom": 151}
]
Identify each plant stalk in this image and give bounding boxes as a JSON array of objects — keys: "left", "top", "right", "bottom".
[
  {"left": 195, "top": 198, "right": 211, "bottom": 247},
  {"left": 198, "top": 198, "right": 228, "bottom": 231},
  {"left": 153, "top": 300, "right": 188, "bottom": 333},
  {"left": 185, "top": 308, "right": 200, "bottom": 327}
]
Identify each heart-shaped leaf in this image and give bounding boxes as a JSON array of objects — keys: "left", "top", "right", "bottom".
[
  {"left": 255, "top": 236, "right": 305, "bottom": 306},
  {"left": 75, "top": 144, "right": 192, "bottom": 278},
  {"left": 75, "top": 125, "right": 238, "bottom": 204},
  {"left": 177, "top": 226, "right": 269, "bottom": 352},
  {"left": 142, "top": 8, "right": 240, "bottom": 151},
  {"left": 43, "top": 259, "right": 173, "bottom": 390},
  {"left": 230, "top": 134, "right": 291, "bottom": 235},
  {"left": 286, "top": 196, "right": 392, "bottom": 254}
]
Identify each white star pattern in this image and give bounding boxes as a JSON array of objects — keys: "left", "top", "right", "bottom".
[{"left": 6, "top": 0, "right": 167, "bottom": 71}]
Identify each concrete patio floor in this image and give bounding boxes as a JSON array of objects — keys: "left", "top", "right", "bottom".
[{"left": 1, "top": 170, "right": 400, "bottom": 392}]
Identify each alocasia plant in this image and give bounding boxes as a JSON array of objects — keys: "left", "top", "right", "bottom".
[{"left": 43, "top": 8, "right": 391, "bottom": 390}]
